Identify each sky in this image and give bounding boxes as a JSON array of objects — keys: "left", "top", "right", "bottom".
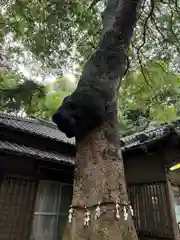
[{"left": 18, "top": 64, "right": 76, "bottom": 84}]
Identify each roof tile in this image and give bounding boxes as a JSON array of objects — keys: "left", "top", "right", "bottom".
[
  {"left": 1, "top": 112, "right": 180, "bottom": 151},
  {"left": 0, "top": 113, "right": 75, "bottom": 145},
  {"left": 0, "top": 140, "right": 74, "bottom": 165}
]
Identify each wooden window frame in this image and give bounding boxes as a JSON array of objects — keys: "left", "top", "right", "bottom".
[{"left": 31, "top": 180, "right": 73, "bottom": 240}]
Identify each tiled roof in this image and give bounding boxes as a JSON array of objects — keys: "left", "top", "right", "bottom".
[
  {"left": 121, "top": 119, "right": 180, "bottom": 150},
  {"left": 1, "top": 112, "right": 180, "bottom": 153},
  {"left": 0, "top": 140, "right": 74, "bottom": 165},
  {"left": 0, "top": 112, "right": 75, "bottom": 145}
]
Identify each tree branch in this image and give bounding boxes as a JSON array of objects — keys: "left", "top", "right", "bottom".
[{"left": 136, "top": 0, "right": 154, "bottom": 55}]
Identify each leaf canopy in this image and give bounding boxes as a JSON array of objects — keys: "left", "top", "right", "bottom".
[{"left": 0, "top": 0, "right": 180, "bottom": 135}]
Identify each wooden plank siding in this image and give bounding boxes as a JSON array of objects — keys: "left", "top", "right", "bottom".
[
  {"left": 127, "top": 181, "right": 173, "bottom": 238},
  {"left": 0, "top": 175, "right": 37, "bottom": 240}
]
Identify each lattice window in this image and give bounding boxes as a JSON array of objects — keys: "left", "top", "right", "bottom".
[
  {"left": 30, "top": 181, "right": 73, "bottom": 240},
  {"left": 128, "top": 181, "right": 172, "bottom": 238}
]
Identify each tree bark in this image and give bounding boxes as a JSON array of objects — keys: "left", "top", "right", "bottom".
[{"left": 61, "top": 0, "right": 141, "bottom": 239}]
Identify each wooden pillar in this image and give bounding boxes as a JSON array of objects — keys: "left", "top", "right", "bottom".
[{"left": 165, "top": 170, "right": 180, "bottom": 240}]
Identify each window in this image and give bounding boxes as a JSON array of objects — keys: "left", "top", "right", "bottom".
[
  {"left": 128, "top": 182, "right": 172, "bottom": 237},
  {"left": 30, "top": 181, "right": 73, "bottom": 240}
]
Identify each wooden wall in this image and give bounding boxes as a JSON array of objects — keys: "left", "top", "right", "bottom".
[
  {"left": 124, "top": 151, "right": 166, "bottom": 184},
  {"left": 0, "top": 152, "right": 74, "bottom": 240},
  {"left": 0, "top": 153, "right": 74, "bottom": 184}
]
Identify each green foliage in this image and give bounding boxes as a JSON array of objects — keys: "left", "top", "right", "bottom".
[
  {"left": 0, "top": 68, "right": 76, "bottom": 118},
  {"left": 1, "top": 0, "right": 179, "bottom": 75},
  {"left": 118, "top": 60, "right": 180, "bottom": 135},
  {"left": 1, "top": 59, "right": 180, "bottom": 136},
  {"left": 0, "top": 70, "right": 46, "bottom": 113},
  {"left": 1, "top": 0, "right": 101, "bottom": 73},
  {"left": 0, "top": 0, "right": 180, "bottom": 136},
  {"left": 25, "top": 75, "right": 76, "bottom": 119}
]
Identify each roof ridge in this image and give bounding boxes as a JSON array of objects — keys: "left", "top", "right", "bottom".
[
  {"left": 0, "top": 111, "right": 75, "bottom": 145},
  {"left": 0, "top": 140, "right": 74, "bottom": 164},
  {"left": 1, "top": 112, "right": 180, "bottom": 148},
  {"left": 0, "top": 112, "right": 57, "bottom": 129},
  {"left": 121, "top": 118, "right": 180, "bottom": 145}
]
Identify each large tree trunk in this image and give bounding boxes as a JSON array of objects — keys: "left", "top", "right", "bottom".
[
  {"left": 63, "top": 120, "right": 138, "bottom": 240},
  {"left": 53, "top": 0, "right": 141, "bottom": 239}
]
